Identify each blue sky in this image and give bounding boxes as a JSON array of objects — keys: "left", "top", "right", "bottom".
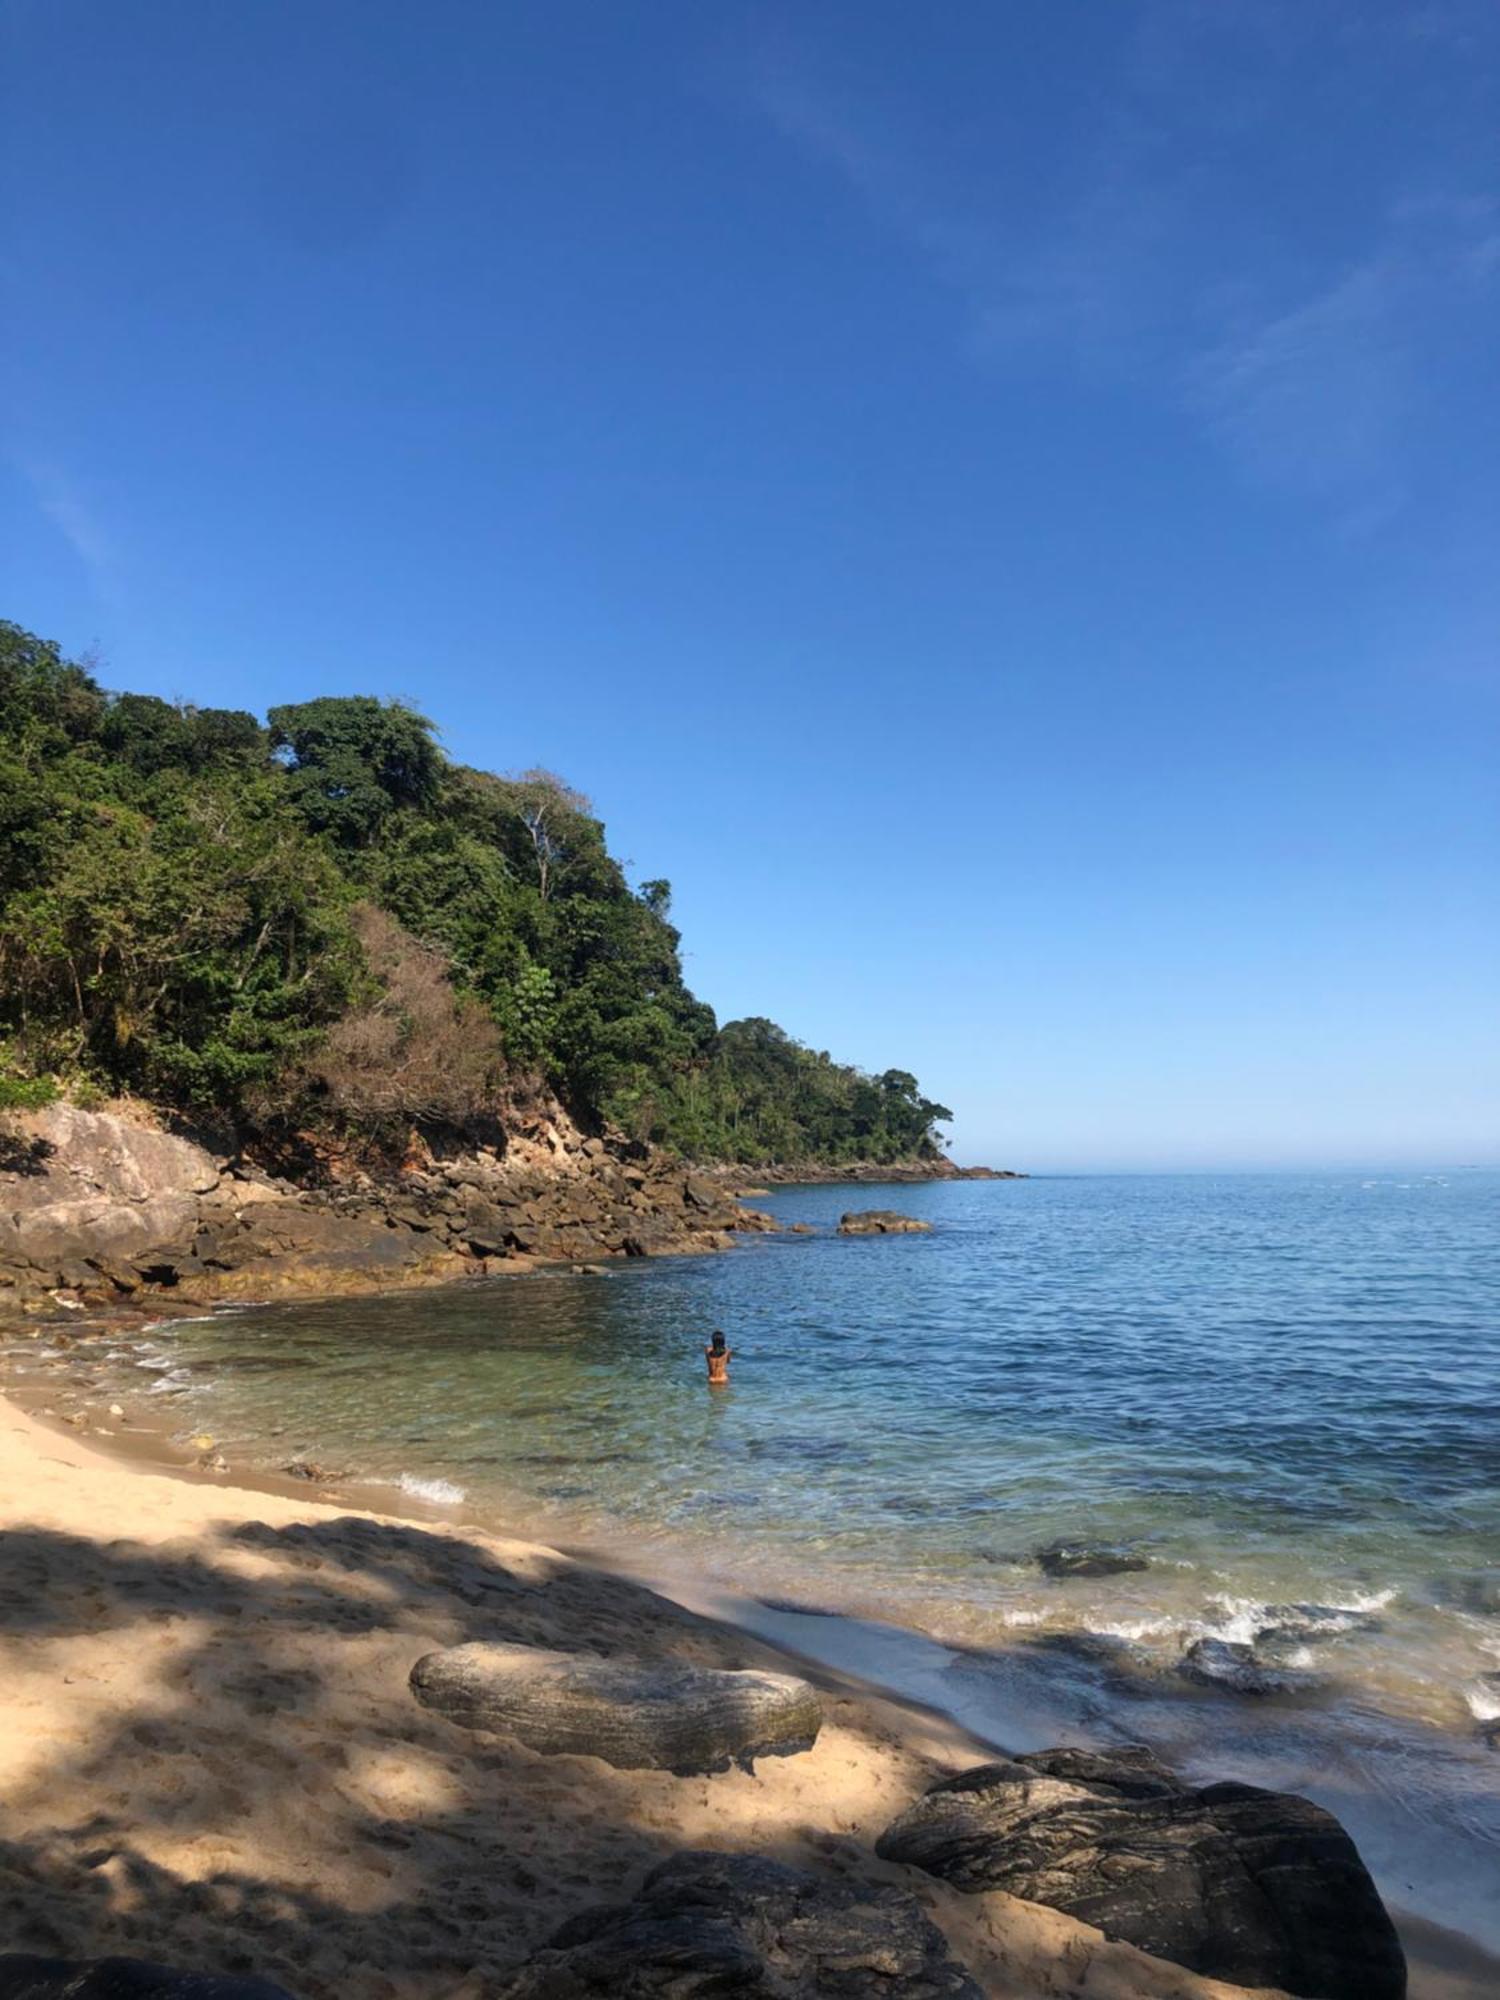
[{"left": 3, "top": 0, "right": 1496, "bottom": 1169}]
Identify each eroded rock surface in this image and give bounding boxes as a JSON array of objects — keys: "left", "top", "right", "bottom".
[
  {"left": 875, "top": 1745, "right": 1405, "bottom": 2000},
  {"left": 410, "top": 1641, "right": 823, "bottom": 1773},
  {"left": 501, "top": 1849, "right": 982, "bottom": 1998},
  {"left": 0, "top": 1102, "right": 773, "bottom": 1312},
  {"left": 0, "top": 1106, "right": 221, "bottom": 1269}
]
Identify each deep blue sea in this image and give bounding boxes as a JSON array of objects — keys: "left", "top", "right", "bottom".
[{"left": 39, "top": 1170, "right": 1500, "bottom": 1942}]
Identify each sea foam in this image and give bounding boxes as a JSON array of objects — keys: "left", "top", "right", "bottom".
[{"left": 398, "top": 1472, "right": 466, "bottom": 1505}]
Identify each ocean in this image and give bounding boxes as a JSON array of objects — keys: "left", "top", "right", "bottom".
[{"left": 45, "top": 1169, "right": 1500, "bottom": 1944}]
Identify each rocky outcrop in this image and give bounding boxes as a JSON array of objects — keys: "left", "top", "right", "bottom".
[
  {"left": 838, "top": 1210, "right": 933, "bottom": 1235},
  {"left": 712, "top": 1159, "right": 1024, "bottom": 1185},
  {"left": 0, "top": 1959, "right": 295, "bottom": 1998},
  {"left": 0, "top": 1103, "right": 774, "bottom": 1315},
  {"left": 501, "top": 1850, "right": 983, "bottom": 1998},
  {"left": 409, "top": 1641, "right": 822, "bottom": 1774},
  {"left": 0, "top": 1105, "right": 222, "bottom": 1268},
  {"left": 876, "top": 1746, "right": 1405, "bottom": 2000}
]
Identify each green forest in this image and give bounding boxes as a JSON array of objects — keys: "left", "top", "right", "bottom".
[{"left": 0, "top": 618, "right": 952, "bottom": 1164}]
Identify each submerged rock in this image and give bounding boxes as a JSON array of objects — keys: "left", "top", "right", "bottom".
[
  {"left": 281, "top": 1459, "right": 346, "bottom": 1483},
  {"left": 501, "top": 1849, "right": 982, "bottom": 1998},
  {"left": 0, "top": 1959, "right": 295, "bottom": 1998},
  {"left": 1178, "top": 1636, "right": 1320, "bottom": 1696},
  {"left": 1034, "top": 1539, "right": 1149, "bottom": 1579},
  {"left": 876, "top": 1745, "right": 1404, "bottom": 2000},
  {"left": 409, "top": 1641, "right": 822, "bottom": 1774},
  {"left": 837, "top": 1211, "right": 933, "bottom": 1235},
  {"left": 1445, "top": 1571, "right": 1500, "bottom": 1617}
]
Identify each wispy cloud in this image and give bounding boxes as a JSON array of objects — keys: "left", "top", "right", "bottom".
[
  {"left": 15, "top": 458, "right": 117, "bottom": 582},
  {"left": 748, "top": 61, "right": 996, "bottom": 307},
  {"left": 1192, "top": 198, "right": 1500, "bottom": 526},
  {"left": 748, "top": 51, "right": 1178, "bottom": 372},
  {"left": 743, "top": 28, "right": 1499, "bottom": 530}
]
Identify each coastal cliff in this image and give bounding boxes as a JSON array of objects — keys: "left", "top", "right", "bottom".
[{"left": 0, "top": 1099, "right": 771, "bottom": 1318}]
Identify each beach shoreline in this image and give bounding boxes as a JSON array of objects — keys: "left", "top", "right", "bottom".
[{"left": 2, "top": 1352, "right": 1498, "bottom": 1998}]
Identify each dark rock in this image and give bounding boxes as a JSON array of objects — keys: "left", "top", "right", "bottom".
[
  {"left": 0, "top": 1958, "right": 296, "bottom": 1998},
  {"left": 384, "top": 1200, "right": 435, "bottom": 1231},
  {"left": 501, "top": 1849, "right": 982, "bottom": 1998},
  {"left": 837, "top": 1211, "right": 933, "bottom": 1235},
  {"left": 682, "top": 1173, "right": 720, "bottom": 1212},
  {"left": 1178, "top": 1637, "right": 1316, "bottom": 1697},
  {"left": 876, "top": 1746, "right": 1404, "bottom": 2000},
  {"left": 460, "top": 1198, "right": 519, "bottom": 1256},
  {"left": 1034, "top": 1540, "right": 1149, "bottom": 1579},
  {"left": 410, "top": 1641, "right": 822, "bottom": 1774}
]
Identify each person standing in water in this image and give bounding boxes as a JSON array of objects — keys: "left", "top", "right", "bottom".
[{"left": 705, "top": 1329, "right": 733, "bottom": 1385}]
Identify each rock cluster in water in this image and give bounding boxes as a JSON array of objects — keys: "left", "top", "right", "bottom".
[
  {"left": 836, "top": 1210, "right": 933, "bottom": 1235},
  {"left": 0, "top": 1104, "right": 772, "bottom": 1314},
  {"left": 876, "top": 1744, "right": 1406, "bottom": 2000}
]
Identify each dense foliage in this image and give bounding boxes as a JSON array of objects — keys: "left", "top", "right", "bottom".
[{"left": 0, "top": 619, "right": 952, "bottom": 1162}]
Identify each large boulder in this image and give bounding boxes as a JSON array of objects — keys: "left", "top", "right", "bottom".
[
  {"left": 410, "top": 1642, "right": 822, "bottom": 1774},
  {"left": 0, "top": 1960, "right": 294, "bottom": 1998},
  {"left": 837, "top": 1211, "right": 932, "bottom": 1235},
  {"left": 876, "top": 1746, "right": 1405, "bottom": 2000},
  {"left": 0, "top": 1105, "right": 222, "bottom": 1274},
  {"left": 501, "top": 1849, "right": 982, "bottom": 1998}
]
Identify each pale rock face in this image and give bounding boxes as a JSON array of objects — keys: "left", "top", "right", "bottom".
[{"left": 0, "top": 1105, "right": 222, "bottom": 1264}]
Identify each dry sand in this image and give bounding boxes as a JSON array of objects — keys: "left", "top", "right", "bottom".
[{"left": 0, "top": 1392, "right": 1493, "bottom": 1999}]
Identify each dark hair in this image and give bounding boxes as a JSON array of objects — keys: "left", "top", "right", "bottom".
[{"left": 710, "top": 1330, "right": 727, "bottom": 1349}]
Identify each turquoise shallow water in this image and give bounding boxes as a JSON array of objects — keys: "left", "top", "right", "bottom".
[
  {"left": 111, "top": 1170, "right": 1500, "bottom": 1694},
  {"left": 30, "top": 1168, "right": 1500, "bottom": 1941}
]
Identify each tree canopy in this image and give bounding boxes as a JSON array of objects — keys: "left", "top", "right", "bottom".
[{"left": 0, "top": 618, "right": 953, "bottom": 1163}]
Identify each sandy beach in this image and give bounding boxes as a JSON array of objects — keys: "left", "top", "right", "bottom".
[{"left": 0, "top": 1386, "right": 1495, "bottom": 1999}]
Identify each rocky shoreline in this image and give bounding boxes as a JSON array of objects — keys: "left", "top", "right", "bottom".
[
  {"left": 0, "top": 1101, "right": 1030, "bottom": 1325},
  {"left": 715, "top": 1158, "right": 1024, "bottom": 1189},
  {"left": 0, "top": 1102, "right": 773, "bottom": 1321}
]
